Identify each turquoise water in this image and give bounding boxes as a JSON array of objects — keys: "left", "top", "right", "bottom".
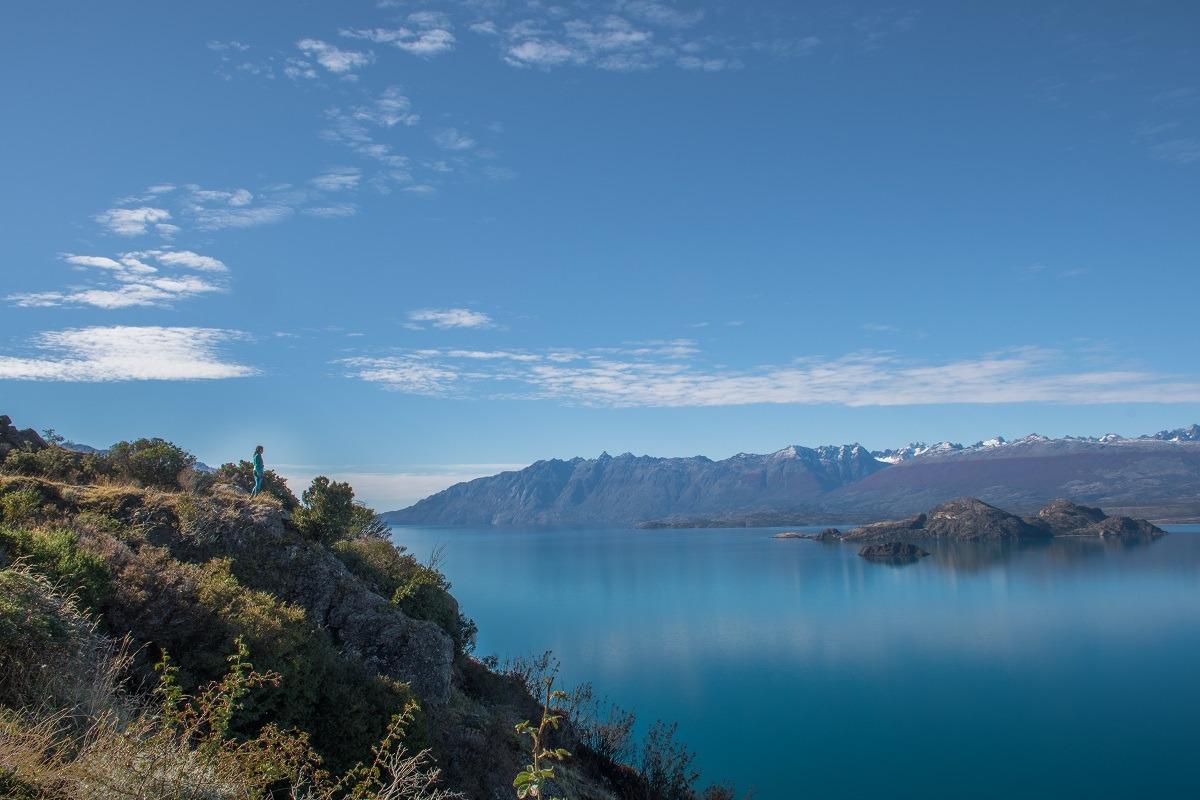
[{"left": 391, "top": 525, "right": 1200, "bottom": 799}]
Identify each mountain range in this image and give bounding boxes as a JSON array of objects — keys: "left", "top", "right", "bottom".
[{"left": 383, "top": 425, "right": 1200, "bottom": 527}]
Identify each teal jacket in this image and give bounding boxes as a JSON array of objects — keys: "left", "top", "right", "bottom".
[{"left": 253, "top": 452, "right": 264, "bottom": 476}]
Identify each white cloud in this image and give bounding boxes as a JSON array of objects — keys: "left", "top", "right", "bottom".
[
  {"left": 142, "top": 249, "right": 228, "bottom": 272},
  {"left": 95, "top": 207, "right": 171, "bottom": 236},
  {"left": 340, "top": 356, "right": 460, "bottom": 394},
  {"left": 8, "top": 249, "right": 228, "bottom": 309},
  {"left": 191, "top": 203, "right": 294, "bottom": 230},
  {"left": 1149, "top": 138, "right": 1200, "bottom": 165},
  {"left": 0, "top": 326, "right": 256, "bottom": 381},
  {"left": 302, "top": 204, "right": 358, "bottom": 218},
  {"left": 296, "top": 39, "right": 374, "bottom": 73},
  {"left": 619, "top": 1, "right": 705, "bottom": 28},
  {"left": 432, "top": 127, "right": 476, "bottom": 150},
  {"left": 341, "top": 26, "right": 456, "bottom": 56},
  {"left": 408, "top": 308, "right": 494, "bottom": 328},
  {"left": 342, "top": 344, "right": 1200, "bottom": 407},
  {"left": 63, "top": 254, "right": 124, "bottom": 270},
  {"left": 311, "top": 167, "right": 363, "bottom": 191},
  {"left": 353, "top": 86, "right": 419, "bottom": 128}
]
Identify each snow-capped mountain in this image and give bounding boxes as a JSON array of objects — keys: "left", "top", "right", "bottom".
[{"left": 388, "top": 424, "right": 1200, "bottom": 526}]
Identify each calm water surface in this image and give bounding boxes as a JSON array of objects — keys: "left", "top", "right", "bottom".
[{"left": 391, "top": 524, "right": 1200, "bottom": 799}]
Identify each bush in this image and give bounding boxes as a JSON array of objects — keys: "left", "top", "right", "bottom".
[
  {"left": 101, "top": 547, "right": 422, "bottom": 772},
  {"left": 0, "top": 488, "right": 41, "bottom": 525},
  {"left": 214, "top": 461, "right": 300, "bottom": 510},
  {"left": 332, "top": 537, "right": 476, "bottom": 657},
  {"left": 0, "top": 526, "right": 110, "bottom": 612},
  {"left": 333, "top": 536, "right": 420, "bottom": 598},
  {"left": 393, "top": 563, "right": 476, "bottom": 657},
  {"left": 639, "top": 721, "right": 699, "bottom": 800},
  {"left": 295, "top": 477, "right": 357, "bottom": 546},
  {"left": 2, "top": 445, "right": 99, "bottom": 484},
  {"left": 105, "top": 438, "right": 196, "bottom": 490}
]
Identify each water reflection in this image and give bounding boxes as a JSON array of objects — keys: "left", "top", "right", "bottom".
[{"left": 392, "top": 524, "right": 1200, "bottom": 799}]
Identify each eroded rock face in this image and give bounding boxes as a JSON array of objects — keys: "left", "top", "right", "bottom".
[
  {"left": 845, "top": 498, "right": 1048, "bottom": 543},
  {"left": 858, "top": 542, "right": 929, "bottom": 561},
  {"left": 1025, "top": 500, "right": 1166, "bottom": 539},
  {"left": 139, "top": 497, "right": 454, "bottom": 703},
  {"left": 0, "top": 415, "right": 47, "bottom": 460}
]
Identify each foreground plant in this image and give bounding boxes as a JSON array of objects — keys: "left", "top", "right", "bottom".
[{"left": 513, "top": 674, "right": 571, "bottom": 799}]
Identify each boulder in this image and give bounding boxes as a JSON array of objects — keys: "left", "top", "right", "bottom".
[{"left": 0, "top": 415, "right": 48, "bottom": 460}]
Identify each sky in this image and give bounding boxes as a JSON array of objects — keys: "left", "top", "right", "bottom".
[{"left": 2, "top": 0, "right": 1199, "bottom": 510}]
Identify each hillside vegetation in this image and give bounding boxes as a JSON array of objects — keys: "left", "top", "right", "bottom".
[{"left": 0, "top": 415, "right": 740, "bottom": 799}]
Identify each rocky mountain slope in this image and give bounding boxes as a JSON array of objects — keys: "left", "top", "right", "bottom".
[
  {"left": 388, "top": 426, "right": 1200, "bottom": 527},
  {"left": 387, "top": 444, "right": 884, "bottom": 526}
]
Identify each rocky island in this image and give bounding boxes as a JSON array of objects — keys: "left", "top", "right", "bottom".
[{"left": 840, "top": 497, "right": 1166, "bottom": 543}]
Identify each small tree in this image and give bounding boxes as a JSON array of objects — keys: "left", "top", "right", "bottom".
[
  {"left": 105, "top": 438, "right": 196, "bottom": 490},
  {"left": 295, "top": 476, "right": 357, "bottom": 546}
]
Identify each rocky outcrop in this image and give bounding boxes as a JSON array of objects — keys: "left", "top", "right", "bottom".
[
  {"left": 774, "top": 527, "right": 843, "bottom": 541},
  {"left": 1026, "top": 499, "right": 1166, "bottom": 539},
  {"left": 108, "top": 491, "right": 455, "bottom": 703},
  {"left": 858, "top": 542, "right": 929, "bottom": 561},
  {"left": 0, "top": 415, "right": 47, "bottom": 460},
  {"left": 845, "top": 498, "right": 1050, "bottom": 543}
]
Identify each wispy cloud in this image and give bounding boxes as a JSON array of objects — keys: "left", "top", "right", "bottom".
[
  {"left": 406, "top": 308, "right": 494, "bottom": 329},
  {"left": 8, "top": 249, "right": 229, "bottom": 309},
  {"left": 341, "top": 344, "right": 1200, "bottom": 407},
  {"left": 311, "top": 167, "right": 363, "bottom": 191},
  {"left": 0, "top": 326, "right": 256, "bottom": 381},
  {"left": 341, "top": 24, "right": 456, "bottom": 56},
  {"left": 1149, "top": 137, "right": 1200, "bottom": 165},
  {"left": 295, "top": 39, "right": 374, "bottom": 74},
  {"left": 95, "top": 206, "right": 172, "bottom": 236},
  {"left": 432, "top": 127, "right": 475, "bottom": 150}
]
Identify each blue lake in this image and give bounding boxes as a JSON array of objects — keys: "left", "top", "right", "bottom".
[{"left": 391, "top": 524, "right": 1200, "bottom": 799}]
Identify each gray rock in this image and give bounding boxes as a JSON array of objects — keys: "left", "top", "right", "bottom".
[
  {"left": 0, "top": 415, "right": 47, "bottom": 460},
  {"left": 844, "top": 498, "right": 1049, "bottom": 543},
  {"left": 774, "top": 527, "right": 843, "bottom": 541},
  {"left": 858, "top": 542, "right": 930, "bottom": 561},
  {"left": 152, "top": 500, "right": 454, "bottom": 703},
  {"left": 1025, "top": 499, "right": 1166, "bottom": 539}
]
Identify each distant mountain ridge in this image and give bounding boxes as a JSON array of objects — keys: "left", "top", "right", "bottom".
[{"left": 385, "top": 424, "right": 1200, "bottom": 527}]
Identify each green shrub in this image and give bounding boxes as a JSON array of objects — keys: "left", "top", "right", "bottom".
[
  {"left": 0, "top": 487, "right": 41, "bottom": 525},
  {"left": 102, "top": 549, "right": 422, "bottom": 772},
  {"left": 295, "top": 477, "right": 356, "bottom": 545},
  {"left": 213, "top": 460, "right": 300, "bottom": 509},
  {"left": 332, "top": 536, "right": 420, "bottom": 598},
  {"left": 393, "top": 564, "right": 477, "bottom": 657},
  {"left": 0, "top": 527, "right": 110, "bottom": 612},
  {"left": 2, "top": 445, "right": 99, "bottom": 484},
  {"left": 105, "top": 438, "right": 196, "bottom": 490}
]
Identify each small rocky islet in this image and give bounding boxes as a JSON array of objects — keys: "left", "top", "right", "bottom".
[{"left": 773, "top": 497, "right": 1167, "bottom": 557}]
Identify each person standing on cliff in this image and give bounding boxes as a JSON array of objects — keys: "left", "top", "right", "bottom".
[{"left": 251, "top": 445, "right": 265, "bottom": 497}]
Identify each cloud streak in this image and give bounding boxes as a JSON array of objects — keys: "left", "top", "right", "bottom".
[
  {"left": 8, "top": 249, "right": 229, "bottom": 309},
  {"left": 341, "top": 345, "right": 1200, "bottom": 407},
  {"left": 0, "top": 326, "right": 256, "bottom": 381}
]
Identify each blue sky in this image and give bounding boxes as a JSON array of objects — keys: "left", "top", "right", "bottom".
[{"left": 2, "top": 0, "right": 1199, "bottom": 509}]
